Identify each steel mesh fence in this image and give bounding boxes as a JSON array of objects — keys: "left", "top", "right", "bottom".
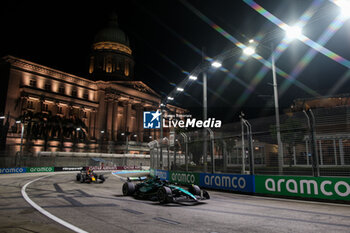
[{"left": 150, "top": 106, "right": 350, "bottom": 177}]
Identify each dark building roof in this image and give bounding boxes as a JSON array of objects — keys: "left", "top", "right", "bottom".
[{"left": 93, "top": 13, "right": 130, "bottom": 46}]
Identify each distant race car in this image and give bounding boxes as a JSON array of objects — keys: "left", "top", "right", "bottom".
[
  {"left": 122, "top": 176, "right": 210, "bottom": 204},
  {"left": 76, "top": 168, "right": 105, "bottom": 183}
]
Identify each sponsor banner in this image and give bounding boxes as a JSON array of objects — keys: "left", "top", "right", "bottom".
[
  {"left": 169, "top": 171, "right": 199, "bottom": 185},
  {"left": 154, "top": 169, "right": 169, "bottom": 181},
  {"left": 0, "top": 167, "right": 26, "bottom": 174},
  {"left": 255, "top": 175, "right": 350, "bottom": 201},
  {"left": 27, "top": 167, "right": 54, "bottom": 173},
  {"left": 89, "top": 166, "right": 141, "bottom": 171},
  {"left": 54, "top": 167, "right": 83, "bottom": 172},
  {"left": 199, "top": 173, "right": 254, "bottom": 193}
]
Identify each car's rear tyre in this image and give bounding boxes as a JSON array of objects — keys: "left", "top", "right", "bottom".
[
  {"left": 99, "top": 174, "right": 105, "bottom": 183},
  {"left": 188, "top": 185, "right": 201, "bottom": 195},
  {"left": 122, "top": 182, "right": 135, "bottom": 196},
  {"left": 80, "top": 174, "right": 86, "bottom": 183},
  {"left": 158, "top": 186, "right": 172, "bottom": 204},
  {"left": 76, "top": 173, "right": 81, "bottom": 181}
]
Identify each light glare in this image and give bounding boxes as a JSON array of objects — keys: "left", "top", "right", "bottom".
[
  {"left": 335, "top": 0, "right": 350, "bottom": 19},
  {"left": 285, "top": 25, "right": 302, "bottom": 39},
  {"left": 243, "top": 46, "right": 255, "bottom": 56},
  {"left": 177, "top": 87, "right": 184, "bottom": 92},
  {"left": 211, "top": 61, "right": 222, "bottom": 68}
]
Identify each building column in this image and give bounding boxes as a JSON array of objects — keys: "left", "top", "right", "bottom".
[
  {"left": 125, "top": 101, "right": 132, "bottom": 133},
  {"left": 135, "top": 104, "right": 143, "bottom": 142},
  {"left": 96, "top": 90, "right": 107, "bottom": 139},
  {"left": 106, "top": 98, "right": 114, "bottom": 141},
  {"left": 92, "top": 109, "right": 97, "bottom": 139},
  {"left": 122, "top": 101, "right": 128, "bottom": 133},
  {"left": 113, "top": 99, "right": 119, "bottom": 141}
]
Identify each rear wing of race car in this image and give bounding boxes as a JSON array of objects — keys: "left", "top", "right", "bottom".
[{"left": 127, "top": 176, "right": 148, "bottom": 182}]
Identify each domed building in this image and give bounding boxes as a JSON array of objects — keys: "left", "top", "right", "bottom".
[
  {"left": 89, "top": 13, "right": 135, "bottom": 81},
  {"left": 0, "top": 13, "right": 186, "bottom": 156}
]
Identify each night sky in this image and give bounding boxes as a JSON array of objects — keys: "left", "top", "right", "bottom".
[{"left": 2, "top": 0, "right": 350, "bottom": 123}]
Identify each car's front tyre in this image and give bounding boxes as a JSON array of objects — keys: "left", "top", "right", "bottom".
[
  {"left": 122, "top": 182, "right": 135, "bottom": 196},
  {"left": 188, "top": 185, "right": 201, "bottom": 195},
  {"left": 158, "top": 186, "right": 173, "bottom": 204}
]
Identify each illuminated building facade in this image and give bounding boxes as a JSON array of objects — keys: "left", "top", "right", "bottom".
[{"left": 0, "top": 14, "right": 185, "bottom": 155}]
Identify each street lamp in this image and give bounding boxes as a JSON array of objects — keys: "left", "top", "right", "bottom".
[
  {"left": 189, "top": 75, "right": 197, "bottom": 81},
  {"left": 244, "top": 32, "right": 305, "bottom": 174},
  {"left": 122, "top": 131, "right": 131, "bottom": 154},
  {"left": 176, "top": 87, "right": 184, "bottom": 92},
  {"left": 167, "top": 96, "right": 174, "bottom": 101},
  {"left": 16, "top": 120, "right": 24, "bottom": 166}
]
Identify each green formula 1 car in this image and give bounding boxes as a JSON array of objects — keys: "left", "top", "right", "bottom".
[{"left": 122, "top": 176, "right": 210, "bottom": 204}]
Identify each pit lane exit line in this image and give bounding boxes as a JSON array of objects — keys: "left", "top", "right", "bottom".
[{"left": 21, "top": 174, "right": 89, "bottom": 233}]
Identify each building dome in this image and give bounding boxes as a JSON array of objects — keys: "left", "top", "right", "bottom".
[
  {"left": 89, "top": 13, "right": 134, "bottom": 82},
  {"left": 94, "top": 13, "right": 130, "bottom": 47}
]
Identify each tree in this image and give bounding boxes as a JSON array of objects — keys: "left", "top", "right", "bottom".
[{"left": 16, "top": 110, "right": 88, "bottom": 153}]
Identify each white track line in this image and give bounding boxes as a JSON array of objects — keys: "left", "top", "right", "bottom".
[{"left": 21, "top": 175, "right": 88, "bottom": 233}]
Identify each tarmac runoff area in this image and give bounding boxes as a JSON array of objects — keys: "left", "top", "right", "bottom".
[{"left": 0, "top": 172, "right": 349, "bottom": 233}]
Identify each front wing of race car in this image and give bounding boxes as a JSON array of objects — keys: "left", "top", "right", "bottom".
[{"left": 168, "top": 185, "right": 210, "bottom": 203}]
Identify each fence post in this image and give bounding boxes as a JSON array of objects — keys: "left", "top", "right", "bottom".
[
  {"left": 242, "top": 117, "right": 254, "bottom": 175},
  {"left": 240, "top": 116, "right": 246, "bottom": 174},
  {"left": 223, "top": 140, "right": 227, "bottom": 172},
  {"left": 303, "top": 110, "right": 320, "bottom": 177},
  {"left": 180, "top": 133, "right": 189, "bottom": 172}
]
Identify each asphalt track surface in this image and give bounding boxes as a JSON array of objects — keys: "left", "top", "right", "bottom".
[{"left": 0, "top": 172, "right": 350, "bottom": 233}]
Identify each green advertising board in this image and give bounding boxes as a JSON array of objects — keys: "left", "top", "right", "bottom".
[
  {"left": 27, "top": 167, "right": 54, "bottom": 173},
  {"left": 169, "top": 171, "right": 199, "bottom": 185},
  {"left": 255, "top": 175, "right": 350, "bottom": 201}
]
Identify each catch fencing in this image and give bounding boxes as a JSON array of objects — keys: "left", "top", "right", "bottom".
[{"left": 149, "top": 106, "right": 350, "bottom": 177}]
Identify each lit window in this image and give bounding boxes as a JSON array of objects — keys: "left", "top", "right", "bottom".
[{"left": 124, "top": 61, "right": 129, "bottom": 76}]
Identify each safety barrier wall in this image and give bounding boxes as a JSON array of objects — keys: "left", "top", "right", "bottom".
[
  {"left": 151, "top": 169, "right": 255, "bottom": 193},
  {"left": 255, "top": 175, "right": 350, "bottom": 201},
  {"left": 0, "top": 166, "right": 143, "bottom": 174},
  {"left": 150, "top": 169, "right": 350, "bottom": 201}
]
